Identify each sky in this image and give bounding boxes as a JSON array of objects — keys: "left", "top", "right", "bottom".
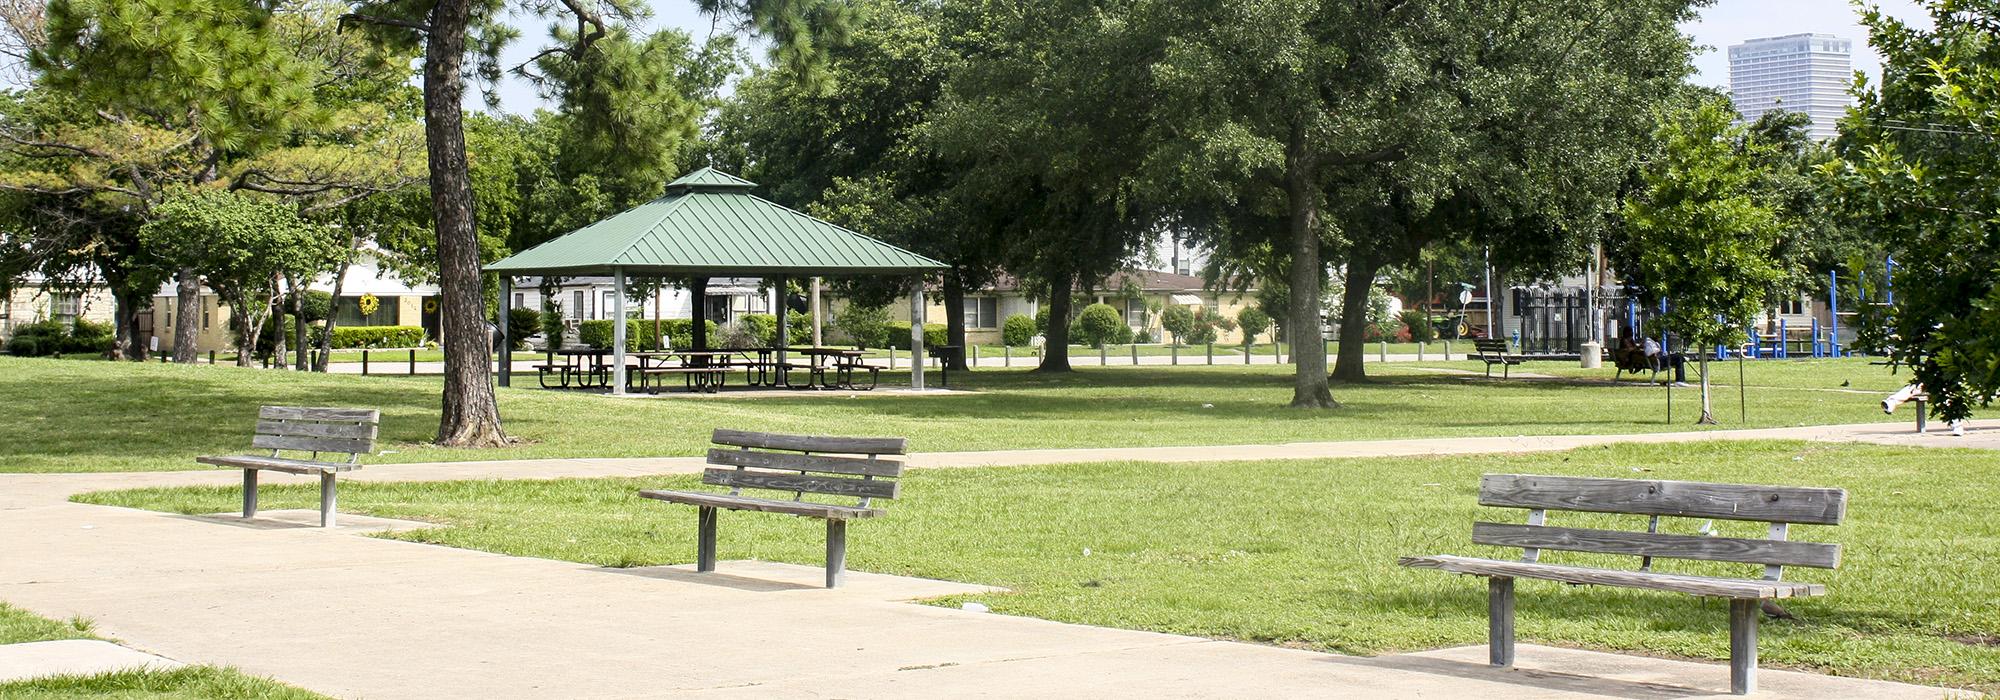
[{"left": 484, "top": 0, "right": 1933, "bottom": 114}]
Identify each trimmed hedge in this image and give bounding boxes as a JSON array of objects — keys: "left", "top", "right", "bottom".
[
  {"left": 330, "top": 325, "right": 425, "bottom": 349},
  {"left": 1001, "top": 314, "right": 1036, "bottom": 347},
  {"left": 738, "top": 313, "right": 812, "bottom": 347},
  {"left": 6, "top": 319, "right": 113, "bottom": 356},
  {"left": 885, "top": 321, "right": 948, "bottom": 350},
  {"left": 579, "top": 319, "right": 719, "bottom": 351}
]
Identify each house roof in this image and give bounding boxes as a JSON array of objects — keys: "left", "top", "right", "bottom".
[{"left": 485, "top": 168, "right": 947, "bottom": 278}]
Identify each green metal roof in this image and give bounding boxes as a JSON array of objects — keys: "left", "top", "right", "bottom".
[{"left": 485, "top": 168, "right": 945, "bottom": 277}]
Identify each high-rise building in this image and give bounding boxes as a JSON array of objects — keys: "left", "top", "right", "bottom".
[{"left": 1727, "top": 33, "right": 1853, "bottom": 140}]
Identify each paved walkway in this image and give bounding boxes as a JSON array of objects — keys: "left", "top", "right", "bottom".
[{"left": 3, "top": 422, "right": 1988, "bottom": 698}]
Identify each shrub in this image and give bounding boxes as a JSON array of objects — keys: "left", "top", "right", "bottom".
[
  {"left": 661, "top": 318, "right": 719, "bottom": 350},
  {"left": 1160, "top": 305, "right": 1195, "bottom": 344},
  {"left": 506, "top": 308, "right": 539, "bottom": 350},
  {"left": 541, "top": 303, "right": 567, "bottom": 346},
  {"left": 579, "top": 319, "right": 719, "bottom": 351},
  {"left": 1238, "top": 306, "right": 1271, "bottom": 346},
  {"left": 1001, "top": 314, "right": 1036, "bottom": 346},
  {"left": 1113, "top": 322, "right": 1135, "bottom": 345},
  {"left": 1133, "top": 329, "right": 1153, "bottom": 344},
  {"left": 884, "top": 321, "right": 948, "bottom": 350},
  {"left": 788, "top": 311, "right": 812, "bottom": 345},
  {"left": 67, "top": 318, "right": 114, "bottom": 354},
  {"left": 330, "top": 325, "right": 426, "bottom": 349},
  {"left": 738, "top": 313, "right": 777, "bottom": 346},
  {"left": 1074, "top": 303, "right": 1124, "bottom": 348},
  {"left": 1400, "top": 309, "right": 1434, "bottom": 344},
  {"left": 6, "top": 320, "right": 64, "bottom": 356},
  {"left": 1034, "top": 307, "right": 1051, "bottom": 334},
  {"left": 834, "top": 304, "right": 891, "bottom": 349},
  {"left": 294, "top": 290, "right": 332, "bottom": 323}
]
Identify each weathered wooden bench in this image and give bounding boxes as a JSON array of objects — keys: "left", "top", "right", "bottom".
[
  {"left": 638, "top": 429, "right": 908, "bottom": 587},
  {"left": 195, "top": 406, "right": 380, "bottom": 528},
  {"left": 1399, "top": 474, "right": 1846, "bottom": 695},
  {"left": 1472, "top": 339, "right": 1522, "bottom": 378}
]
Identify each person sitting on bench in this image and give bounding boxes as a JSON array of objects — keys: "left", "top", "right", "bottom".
[
  {"left": 1643, "top": 335, "right": 1688, "bottom": 386},
  {"left": 1884, "top": 382, "right": 1967, "bottom": 436}
]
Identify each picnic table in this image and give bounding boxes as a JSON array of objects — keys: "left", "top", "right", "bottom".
[
  {"left": 791, "top": 347, "right": 873, "bottom": 390},
  {"left": 533, "top": 348, "right": 612, "bottom": 389},
  {"left": 632, "top": 350, "right": 735, "bottom": 393}
]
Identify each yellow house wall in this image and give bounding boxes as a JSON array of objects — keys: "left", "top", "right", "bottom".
[{"left": 397, "top": 296, "right": 424, "bottom": 327}]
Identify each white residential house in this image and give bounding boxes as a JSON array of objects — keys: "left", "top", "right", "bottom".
[{"left": 148, "top": 248, "right": 441, "bottom": 353}]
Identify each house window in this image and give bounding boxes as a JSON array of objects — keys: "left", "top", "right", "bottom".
[
  {"left": 513, "top": 292, "right": 524, "bottom": 309},
  {"left": 202, "top": 298, "right": 211, "bottom": 329},
  {"left": 961, "top": 297, "right": 997, "bottom": 329},
  {"left": 52, "top": 293, "right": 79, "bottom": 325},
  {"left": 1125, "top": 298, "right": 1147, "bottom": 327},
  {"left": 572, "top": 291, "right": 585, "bottom": 320}
]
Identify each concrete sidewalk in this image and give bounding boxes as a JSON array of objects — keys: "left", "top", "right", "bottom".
[{"left": 2, "top": 422, "right": 1987, "bottom": 698}]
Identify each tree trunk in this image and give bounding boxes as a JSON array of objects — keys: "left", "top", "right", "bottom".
[
  {"left": 315, "top": 242, "right": 355, "bottom": 372},
  {"left": 287, "top": 273, "right": 307, "bottom": 370},
  {"left": 425, "top": 0, "right": 506, "bottom": 447},
  {"left": 1037, "top": 272, "right": 1074, "bottom": 372},
  {"left": 1697, "top": 355, "right": 1716, "bottom": 424},
  {"left": 943, "top": 277, "right": 969, "bottom": 371},
  {"left": 1284, "top": 140, "right": 1335, "bottom": 408},
  {"left": 109, "top": 285, "right": 147, "bottom": 361},
  {"left": 691, "top": 277, "right": 709, "bottom": 350},
  {"left": 232, "top": 294, "right": 256, "bottom": 367},
  {"left": 270, "top": 275, "right": 286, "bottom": 370},
  {"left": 172, "top": 268, "right": 200, "bottom": 363},
  {"left": 1332, "top": 255, "right": 1381, "bottom": 381}
]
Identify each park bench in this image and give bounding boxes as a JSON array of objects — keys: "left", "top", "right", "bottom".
[
  {"left": 195, "top": 406, "right": 380, "bottom": 528},
  {"left": 1399, "top": 474, "right": 1846, "bottom": 695},
  {"left": 638, "top": 429, "right": 908, "bottom": 587},
  {"left": 1472, "top": 339, "right": 1522, "bottom": 378}
]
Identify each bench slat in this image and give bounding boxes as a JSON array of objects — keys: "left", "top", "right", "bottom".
[
  {"left": 259, "top": 406, "right": 379, "bottom": 423},
  {"left": 1472, "top": 522, "right": 1841, "bottom": 569},
  {"left": 252, "top": 433, "right": 374, "bottom": 455},
  {"left": 702, "top": 468, "right": 899, "bottom": 500},
  {"left": 1397, "top": 554, "right": 1826, "bottom": 599},
  {"left": 197, "top": 455, "right": 360, "bottom": 474},
  {"left": 712, "top": 428, "right": 907, "bottom": 455},
  {"left": 706, "top": 448, "right": 903, "bottom": 477},
  {"left": 255, "top": 420, "right": 378, "bottom": 440},
  {"left": 1479, "top": 474, "right": 1846, "bottom": 525},
  {"left": 638, "top": 490, "right": 885, "bottom": 519}
]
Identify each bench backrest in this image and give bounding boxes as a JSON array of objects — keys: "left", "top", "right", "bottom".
[
  {"left": 255, "top": 406, "right": 380, "bottom": 463},
  {"left": 1475, "top": 474, "right": 1845, "bottom": 580},
  {"left": 1473, "top": 339, "right": 1511, "bottom": 355},
  {"left": 704, "top": 429, "right": 907, "bottom": 508}
]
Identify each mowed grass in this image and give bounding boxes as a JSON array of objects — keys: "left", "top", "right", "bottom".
[
  {"left": 0, "top": 356, "right": 1909, "bottom": 473},
  {"left": 77, "top": 440, "right": 2000, "bottom": 693},
  {"left": 0, "top": 603, "right": 324, "bottom": 699}
]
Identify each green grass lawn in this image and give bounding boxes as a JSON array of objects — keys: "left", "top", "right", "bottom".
[
  {"left": 0, "top": 602, "right": 323, "bottom": 699},
  {"left": 75, "top": 440, "right": 2000, "bottom": 693},
  {"left": 0, "top": 356, "right": 1911, "bottom": 473}
]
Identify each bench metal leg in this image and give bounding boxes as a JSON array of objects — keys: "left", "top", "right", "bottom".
[
  {"left": 319, "top": 472, "right": 337, "bottom": 528},
  {"left": 242, "top": 469, "right": 258, "bottom": 519},
  {"left": 1489, "top": 576, "right": 1515, "bottom": 667},
  {"left": 1730, "top": 598, "right": 1758, "bottom": 695},
  {"left": 696, "top": 506, "right": 717, "bottom": 572},
  {"left": 826, "top": 519, "right": 848, "bottom": 588}
]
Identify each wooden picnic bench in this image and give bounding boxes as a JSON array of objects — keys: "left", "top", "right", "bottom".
[
  {"left": 1472, "top": 339, "right": 1522, "bottom": 378},
  {"left": 1399, "top": 474, "right": 1847, "bottom": 695},
  {"left": 638, "top": 429, "right": 908, "bottom": 588},
  {"left": 195, "top": 406, "right": 380, "bottom": 528}
]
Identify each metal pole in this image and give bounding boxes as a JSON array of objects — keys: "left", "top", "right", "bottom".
[
  {"left": 1206, "top": 342, "right": 1213, "bottom": 365},
  {"left": 409, "top": 348, "right": 415, "bottom": 375},
  {"left": 362, "top": 349, "right": 369, "bottom": 376},
  {"left": 1484, "top": 247, "right": 1497, "bottom": 339},
  {"left": 498, "top": 275, "right": 512, "bottom": 387},
  {"left": 1738, "top": 349, "right": 1747, "bottom": 423},
  {"left": 612, "top": 268, "right": 627, "bottom": 395},
  {"left": 774, "top": 275, "right": 789, "bottom": 383},
  {"left": 810, "top": 277, "right": 823, "bottom": 347},
  {"left": 910, "top": 279, "right": 926, "bottom": 390},
  {"left": 1828, "top": 269, "right": 1840, "bottom": 357},
  {"left": 1130, "top": 343, "right": 1138, "bottom": 365}
]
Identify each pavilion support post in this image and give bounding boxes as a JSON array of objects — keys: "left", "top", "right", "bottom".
[
  {"left": 810, "top": 277, "right": 823, "bottom": 346},
  {"left": 774, "top": 276, "right": 790, "bottom": 382},
  {"left": 612, "top": 268, "right": 628, "bottom": 395},
  {"left": 911, "top": 279, "right": 926, "bottom": 391},
  {"left": 691, "top": 277, "right": 709, "bottom": 351},
  {"left": 497, "top": 275, "right": 512, "bottom": 387}
]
